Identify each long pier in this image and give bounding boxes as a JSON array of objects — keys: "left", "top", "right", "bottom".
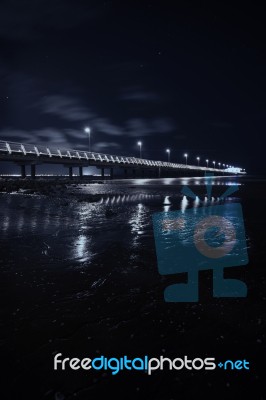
[{"left": 0, "top": 140, "right": 244, "bottom": 179}]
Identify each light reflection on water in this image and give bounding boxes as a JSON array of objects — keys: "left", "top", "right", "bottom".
[
  {"left": 181, "top": 196, "right": 189, "bottom": 213},
  {"left": 128, "top": 203, "right": 148, "bottom": 249},
  {"left": 0, "top": 177, "right": 242, "bottom": 267},
  {"left": 123, "top": 177, "right": 242, "bottom": 187},
  {"left": 3, "top": 214, "right": 10, "bottom": 232},
  {"left": 73, "top": 234, "right": 93, "bottom": 262},
  {"left": 193, "top": 196, "right": 200, "bottom": 214},
  {"left": 103, "top": 193, "right": 161, "bottom": 204}
]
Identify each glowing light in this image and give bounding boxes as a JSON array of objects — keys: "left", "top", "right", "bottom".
[
  {"left": 137, "top": 141, "right": 142, "bottom": 158},
  {"left": 84, "top": 127, "right": 91, "bottom": 152}
]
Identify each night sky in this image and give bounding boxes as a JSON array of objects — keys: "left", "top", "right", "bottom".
[{"left": 1, "top": 1, "right": 266, "bottom": 173}]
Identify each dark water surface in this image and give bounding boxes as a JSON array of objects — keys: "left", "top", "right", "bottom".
[{"left": 1, "top": 177, "right": 265, "bottom": 399}]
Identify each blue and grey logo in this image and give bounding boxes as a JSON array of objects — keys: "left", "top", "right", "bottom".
[{"left": 152, "top": 175, "right": 249, "bottom": 302}]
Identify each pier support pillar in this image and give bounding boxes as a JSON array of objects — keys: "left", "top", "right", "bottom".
[
  {"left": 101, "top": 168, "right": 105, "bottom": 178},
  {"left": 124, "top": 168, "right": 128, "bottom": 178},
  {"left": 158, "top": 167, "right": 161, "bottom": 178},
  {"left": 110, "top": 167, "right": 113, "bottom": 179},
  {"left": 31, "top": 164, "right": 36, "bottom": 179},
  {"left": 69, "top": 166, "right": 73, "bottom": 179},
  {"left": 132, "top": 169, "right": 136, "bottom": 178},
  {"left": 79, "top": 166, "right": 83, "bottom": 178},
  {"left": 20, "top": 165, "right": 26, "bottom": 179}
]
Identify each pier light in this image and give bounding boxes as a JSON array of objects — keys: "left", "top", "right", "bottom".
[
  {"left": 137, "top": 141, "right": 142, "bottom": 158},
  {"left": 84, "top": 127, "right": 91, "bottom": 152},
  {"left": 166, "top": 148, "right": 170, "bottom": 162}
]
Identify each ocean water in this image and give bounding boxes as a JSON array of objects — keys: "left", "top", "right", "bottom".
[{"left": 0, "top": 176, "right": 265, "bottom": 399}]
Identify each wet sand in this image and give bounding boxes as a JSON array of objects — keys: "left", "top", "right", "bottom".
[{"left": 0, "top": 176, "right": 265, "bottom": 399}]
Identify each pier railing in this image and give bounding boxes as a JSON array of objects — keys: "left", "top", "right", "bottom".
[{"left": 0, "top": 140, "right": 243, "bottom": 174}]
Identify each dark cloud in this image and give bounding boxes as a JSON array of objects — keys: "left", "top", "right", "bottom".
[
  {"left": 120, "top": 87, "right": 161, "bottom": 102},
  {"left": 0, "top": 113, "right": 176, "bottom": 154},
  {"left": 39, "top": 95, "right": 95, "bottom": 122},
  {"left": 125, "top": 117, "right": 175, "bottom": 137},
  {"left": 36, "top": 94, "right": 176, "bottom": 139},
  {"left": 0, "top": 127, "right": 70, "bottom": 146},
  {"left": 93, "top": 142, "right": 121, "bottom": 152},
  {"left": 92, "top": 118, "right": 124, "bottom": 136},
  {"left": 89, "top": 117, "right": 175, "bottom": 138}
]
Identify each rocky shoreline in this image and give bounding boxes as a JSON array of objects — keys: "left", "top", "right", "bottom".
[{"left": 0, "top": 178, "right": 106, "bottom": 202}]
